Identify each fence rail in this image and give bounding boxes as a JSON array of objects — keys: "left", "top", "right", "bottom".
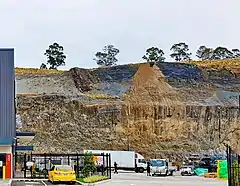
[
  {"left": 14, "top": 153, "right": 111, "bottom": 179},
  {"left": 227, "top": 145, "right": 240, "bottom": 186}
]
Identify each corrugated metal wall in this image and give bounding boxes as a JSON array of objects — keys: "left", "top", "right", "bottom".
[{"left": 0, "top": 49, "right": 15, "bottom": 144}]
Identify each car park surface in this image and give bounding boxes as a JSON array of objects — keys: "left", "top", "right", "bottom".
[
  {"left": 101, "top": 171, "right": 228, "bottom": 186},
  {"left": 11, "top": 180, "right": 46, "bottom": 186},
  {"left": 11, "top": 180, "right": 81, "bottom": 186},
  {"left": 43, "top": 180, "right": 81, "bottom": 185},
  {"left": 12, "top": 171, "right": 228, "bottom": 186}
]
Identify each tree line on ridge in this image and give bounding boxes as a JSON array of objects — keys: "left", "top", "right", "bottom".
[{"left": 40, "top": 42, "right": 240, "bottom": 69}]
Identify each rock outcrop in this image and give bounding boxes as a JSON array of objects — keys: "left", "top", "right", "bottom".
[{"left": 16, "top": 61, "right": 240, "bottom": 158}]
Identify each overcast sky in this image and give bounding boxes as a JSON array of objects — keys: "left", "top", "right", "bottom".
[{"left": 0, "top": 0, "right": 239, "bottom": 69}]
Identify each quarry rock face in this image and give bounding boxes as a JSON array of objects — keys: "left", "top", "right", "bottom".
[
  {"left": 16, "top": 62, "right": 240, "bottom": 158},
  {"left": 69, "top": 67, "right": 97, "bottom": 92}
]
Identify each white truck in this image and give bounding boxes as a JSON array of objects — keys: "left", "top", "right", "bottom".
[
  {"left": 84, "top": 150, "right": 147, "bottom": 173},
  {"left": 150, "top": 159, "right": 176, "bottom": 176}
]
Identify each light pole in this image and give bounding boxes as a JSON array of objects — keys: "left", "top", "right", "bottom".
[
  {"left": 218, "top": 108, "right": 221, "bottom": 143},
  {"left": 238, "top": 95, "right": 240, "bottom": 114}
]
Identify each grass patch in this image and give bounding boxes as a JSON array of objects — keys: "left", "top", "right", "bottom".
[
  {"left": 186, "top": 59, "right": 240, "bottom": 74},
  {"left": 77, "top": 175, "right": 108, "bottom": 183},
  {"left": 15, "top": 68, "right": 65, "bottom": 75},
  {"left": 127, "top": 62, "right": 148, "bottom": 69},
  {"left": 85, "top": 93, "right": 119, "bottom": 99}
]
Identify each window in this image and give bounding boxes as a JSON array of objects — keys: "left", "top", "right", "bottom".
[
  {"left": 50, "top": 166, "right": 55, "bottom": 171},
  {"left": 56, "top": 165, "right": 73, "bottom": 171},
  {"left": 151, "top": 160, "right": 165, "bottom": 167},
  {"left": 138, "top": 159, "right": 146, "bottom": 164}
]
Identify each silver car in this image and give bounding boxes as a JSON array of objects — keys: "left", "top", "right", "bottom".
[{"left": 180, "top": 165, "right": 195, "bottom": 176}]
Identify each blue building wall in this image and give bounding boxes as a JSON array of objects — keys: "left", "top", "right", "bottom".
[{"left": 0, "top": 49, "right": 15, "bottom": 145}]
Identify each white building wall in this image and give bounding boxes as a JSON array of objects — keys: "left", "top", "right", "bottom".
[{"left": 0, "top": 145, "right": 12, "bottom": 153}]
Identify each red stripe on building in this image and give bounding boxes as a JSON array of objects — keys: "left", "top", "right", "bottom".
[{"left": 5, "top": 153, "right": 12, "bottom": 178}]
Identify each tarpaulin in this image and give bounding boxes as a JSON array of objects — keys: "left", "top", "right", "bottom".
[{"left": 194, "top": 168, "right": 208, "bottom": 176}]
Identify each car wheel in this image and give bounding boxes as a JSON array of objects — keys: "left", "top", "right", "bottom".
[
  {"left": 42, "top": 169, "right": 48, "bottom": 175},
  {"left": 164, "top": 170, "right": 168, "bottom": 176},
  {"left": 51, "top": 179, "right": 55, "bottom": 184},
  {"left": 181, "top": 172, "right": 184, "bottom": 176},
  {"left": 139, "top": 167, "right": 144, "bottom": 173},
  {"left": 71, "top": 181, "right": 76, "bottom": 185}
]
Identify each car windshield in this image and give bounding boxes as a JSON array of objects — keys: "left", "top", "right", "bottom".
[
  {"left": 56, "top": 165, "right": 72, "bottom": 171},
  {"left": 151, "top": 160, "right": 165, "bottom": 167},
  {"left": 138, "top": 159, "right": 146, "bottom": 164}
]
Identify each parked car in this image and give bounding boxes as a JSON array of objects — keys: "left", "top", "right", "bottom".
[
  {"left": 48, "top": 165, "right": 76, "bottom": 184},
  {"left": 180, "top": 165, "right": 195, "bottom": 176},
  {"left": 197, "top": 157, "right": 217, "bottom": 172}
]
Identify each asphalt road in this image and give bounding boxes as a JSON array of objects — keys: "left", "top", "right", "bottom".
[
  {"left": 11, "top": 171, "right": 228, "bottom": 186},
  {"left": 102, "top": 171, "right": 228, "bottom": 186},
  {"left": 11, "top": 180, "right": 81, "bottom": 186},
  {"left": 12, "top": 180, "right": 46, "bottom": 186}
]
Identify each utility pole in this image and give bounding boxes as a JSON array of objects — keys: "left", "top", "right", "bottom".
[
  {"left": 218, "top": 108, "right": 221, "bottom": 143},
  {"left": 238, "top": 95, "right": 240, "bottom": 114},
  {"left": 127, "top": 118, "right": 131, "bottom": 151}
]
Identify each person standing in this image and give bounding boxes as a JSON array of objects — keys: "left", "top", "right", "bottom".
[
  {"left": 147, "top": 162, "right": 151, "bottom": 176},
  {"left": 114, "top": 162, "right": 118, "bottom": 174},
  {"left": 74, "top": 161, "right": 77, "bottom": 172}
]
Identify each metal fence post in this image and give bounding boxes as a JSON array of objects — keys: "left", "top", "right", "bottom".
[
  {"left": 109, "top": 153, "right": 111, "bottom": 179},
  {"left": 44, "top": 153, "right": 47, "bottom": 179},
  {"left": 106, "top": 154, "right": 109, "bottom": 178},
  {"left": 24, "top": 153, "right": 26, "bottom": 178},
  {"left": 68, "top": 155, "right": 70, "bottom": 165},
  {"left": 227, "top": 145, "right": 231, "bottom": 186},
  {"left": 76, "top": 154, "right": 79, "bottom": 178}
]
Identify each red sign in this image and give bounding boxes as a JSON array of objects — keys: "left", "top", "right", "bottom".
[{"left": 5, "top": 154, "right": 12, "bottom": 178}]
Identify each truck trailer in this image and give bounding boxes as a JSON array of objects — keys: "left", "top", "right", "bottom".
[{"left": 84, "top": 150, "right": 147, "bottom": 173}]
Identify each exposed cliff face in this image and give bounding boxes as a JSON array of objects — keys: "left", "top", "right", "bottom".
[
  {"left": 69, "top": 67, "right": 97, "bottom": 92},
  {"left": 121, "top": 64, "right": 239, "bottom": 157},
  {"left": 17, "top": 95, "right": 125, "bottom": 153},
  {"left": 16, "top": 61, "right": 240, "bottom": 158}
]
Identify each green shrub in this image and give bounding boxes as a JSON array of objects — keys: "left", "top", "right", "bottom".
[
  {"left": 82, "top": 152, "right": 96, "bottom": 177},
  {"left": 78, "top": 175, "right": 108, "bottom": 183}
]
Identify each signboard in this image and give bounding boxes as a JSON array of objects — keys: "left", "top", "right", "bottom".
[
  {"left": 93, "top": 156, "right": 99, "bottom": 161},
  {"left": 93, "top": 156, "right": 103, "bottom": 165},
  {"left": 6, "top": 154, "right": 12, "bottom": 178},
  {"left": 26, "top": 161, "right": 34, "bottom": 167},
  {"left": 98, "top": 156, "right": 103, "bottom": 165},
  {"left": 16, "top": 146, "right": 34, "bottom": 151}
]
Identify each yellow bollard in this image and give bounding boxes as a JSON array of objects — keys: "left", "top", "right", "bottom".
[{"left": 2, "top": 166, "right": 6, "bottom": 181}]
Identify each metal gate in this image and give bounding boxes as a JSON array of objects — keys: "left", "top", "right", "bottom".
[
  {"left": 14, "top": 153, "right": 111, "bottom": 179},
  {"left": 227, "top": 145, "right": 240, "bottom": 186}
]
